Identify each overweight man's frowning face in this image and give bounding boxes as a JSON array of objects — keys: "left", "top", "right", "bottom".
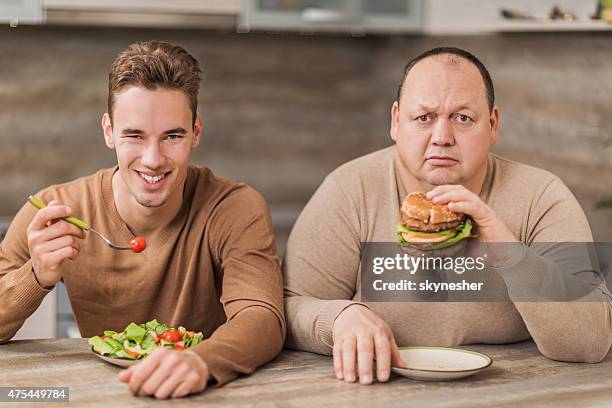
[{"left": 390, "top": 55, "right": 499, "bottom": 192}]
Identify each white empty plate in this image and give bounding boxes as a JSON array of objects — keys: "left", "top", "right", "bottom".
[{"left": 392, "top": 346, "right": 492, "bottom": 381}]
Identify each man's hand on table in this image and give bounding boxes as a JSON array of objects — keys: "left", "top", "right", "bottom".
[
  {"left": 118, "top": 347, "right": 210, "bottom": 399},
  {"left": 332, "top": 304, "right": 405, "bottom": 385}
]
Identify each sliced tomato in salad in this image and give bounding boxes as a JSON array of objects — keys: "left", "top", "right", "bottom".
[{"left": 159, "top": 329, "right": 182, "bottom": 343}]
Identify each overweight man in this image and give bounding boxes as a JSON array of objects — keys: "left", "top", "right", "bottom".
[
  {"left": 283, "top": 47, "right": 612, "bottom": 385},
  {"left": 0, "top": 41, "right": 285, "bottom": 399}
]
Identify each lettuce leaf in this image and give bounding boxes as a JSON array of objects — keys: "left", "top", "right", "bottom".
[
  {"left": 428, "top": 218, "right": 473, "bottom": 249},
  {"left": 145, "top": 319, "right": 160, "bottom": 331},
  {"left": 89, "top": 336, "right": 114, "bottom": 355},
  {"left": 397, "top": 218, "right": 473, "bottom": 249},
  {"left": 125, "top": 322, "right": 146, "bottom": 343},
  {"left": 396, "top": 223, "right": 455, "bottom": 236},
  {"left": 154, "top": 324, "right": 172, "bottom": 336}
]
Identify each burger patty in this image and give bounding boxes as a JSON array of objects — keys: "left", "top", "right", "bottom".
[{"left": 402, "top": 217, "right": 463, "bottom": 233}]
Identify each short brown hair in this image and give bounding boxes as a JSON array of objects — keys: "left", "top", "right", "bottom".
[{"left": 108, "top": 41, "right": 202, "bottom": 127}]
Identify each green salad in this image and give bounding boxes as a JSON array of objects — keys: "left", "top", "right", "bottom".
[{"left": 89, "top": 319, "right": 203, "bottom": 360}]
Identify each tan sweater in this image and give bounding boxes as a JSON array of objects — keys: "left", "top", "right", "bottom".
[
  {"left": 0, "top": 166, "right": 285, "bottom": 385},
  {"left": 284, "top": 145, "right": 612, "bottom": 363}
]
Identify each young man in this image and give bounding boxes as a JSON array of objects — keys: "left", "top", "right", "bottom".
[
  {"left": 0, "top": 41, "right": 285, "bottom": 399},
  {"left": 283, "top": 47, "right": 612, "bottom": 385}
]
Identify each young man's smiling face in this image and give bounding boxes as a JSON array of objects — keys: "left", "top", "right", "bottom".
[{"left": 102, "top": 86, "right": 201, "bottom": 209}]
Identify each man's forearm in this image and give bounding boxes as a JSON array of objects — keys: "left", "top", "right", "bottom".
[
  {"left": 190, "top": 305, "right": 285, "bottom": 386},
  {"left": 494, "top": 247, "right": 612, "bottom": 362},
  {"left": 0, "top": 260, "right": 51, "bottom": 343},
  {"left": 285, "top": 293, "right": 367, "bottom": 355},
  {"left": 513, "top": 301, "right": 612, "bottom": 363}
]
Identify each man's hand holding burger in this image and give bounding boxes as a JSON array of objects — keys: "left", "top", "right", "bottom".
[
  {"left": 398, "top": 186, "right": 520, "bottom": 265},
  {"left": 426, "top": 185, "right": 517, "bottom": 243}
]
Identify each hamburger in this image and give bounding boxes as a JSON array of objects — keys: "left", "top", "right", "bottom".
[{"left": 397, "top": 191, "right": 472, "bottom": 250}]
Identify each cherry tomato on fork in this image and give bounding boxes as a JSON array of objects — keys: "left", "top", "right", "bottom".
[{"left": 129, "top": 236, "right": 146, "bottom": 253}]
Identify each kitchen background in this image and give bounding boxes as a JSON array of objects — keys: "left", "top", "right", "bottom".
[{"left": 1, "top": 0, "right": 611, "bottom": 340}]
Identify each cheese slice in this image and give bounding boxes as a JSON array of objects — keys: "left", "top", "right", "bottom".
[{"left": 401, "top": 230, "right": 455, "bottom": 243}]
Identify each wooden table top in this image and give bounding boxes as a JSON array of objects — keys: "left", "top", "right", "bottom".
[{"left": 1, "top": 338, "right": 611, "bottom": 407}]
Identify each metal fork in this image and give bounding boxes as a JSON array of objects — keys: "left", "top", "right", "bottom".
[{"left": 28, "top": 195, "right": 132, "bottom": 250}]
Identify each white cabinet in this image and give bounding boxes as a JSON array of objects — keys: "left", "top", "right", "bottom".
[
  {"left": 1, "top": 218, "right": 57, "bottom": 340},
  {"left": 239, "top": 0, "right": 422, "bottom": 34},
  {"left": 0, "top": 0, "right": 43, "bottom": 24},
  {"left": 14, "top": 288, "right": 57, "bottom": 340}
]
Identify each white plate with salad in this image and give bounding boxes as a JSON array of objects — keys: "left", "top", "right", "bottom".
[{"left": 89, "top": 319, "right": 203, "bottom": 367}]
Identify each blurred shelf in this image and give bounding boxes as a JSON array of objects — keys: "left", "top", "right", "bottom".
[
  {"left": 43, "top": 0, "right": 240, "bottom": 15},
  {"left": 422, "top": 0, "right": 611, "bottom": 35},
  {"left": 44, "top": 10, "right": 236, "bottom": 29},
  {"left": 424, "top": 20, "right": 612, "bottom": 35},
  {"left": 493, "top": 20, "right": 611, "bottom": 32}
]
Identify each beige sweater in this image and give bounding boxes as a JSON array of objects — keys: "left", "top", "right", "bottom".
[
  {"left": 284, "top": 146, "right": 612, "bottom": 363},
  {"left": 0, "top": 166, "right": 285, "bottom": 385}
]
